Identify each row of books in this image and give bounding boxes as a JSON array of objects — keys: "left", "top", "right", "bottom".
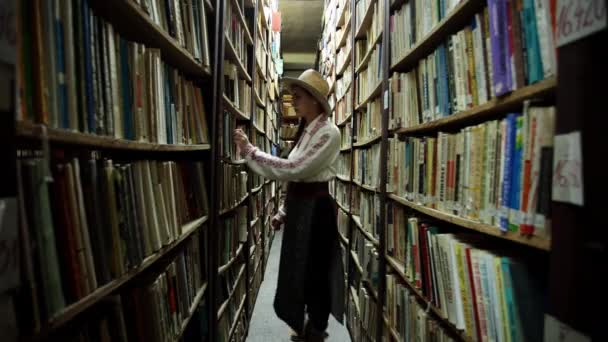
[
  {"left": 17, "top": 154, "right": 208, "bottom": 324},
  {"left": 122, "top": 233, "right": 206, "bottom": 342},
  {"left": 354, "top": 0, "right": 373, "bottom": 32},
  {"left": 359, "top": 191, "right": 381, "bottom": 241},
  {"left": 347, "top": 292, "right": 362, "bottom": 341},
  {"left": 336, "top": 65, "right": 353, "bottom": 100},
  {"left": 337, "top": 152, "right": 352, "bottom": 179},
  {"left": 19, "top": 0, "right": 210, "bottom": 144},
  {"left": 254, "top": 107, "right": 266, "bottom": 133},
  {"left": 356, "top": 43, "right": 383, "bottom": 104},
  {"left": 226, "top": 0, "right": 249, "bottom": 68},
  {"left": 280, "top": 124, "right": 298, "bottom": 139},
  {"left": 220, "top": 111, "right": 247, "bottom": 161},
  {"left": 251, "top": 189, "right": 263, "bottom": 223},
  {"left": 354, "top": 0, "right": 383, "bottom": 59},
  {"left": 335, "top": 180, "right": 351, "bottom": 211},
  {"left": 351, "top": 227, "right": 379, "bottom": 286},
  {"left": 336, "top": 86, "right": 353, "bottom": 124},
  {"left": 220, "top": 164, "right": 248, "bottom": 212},
  {"left": 136, "top": 0, "right": 211, "bottom": 66},
  {"left": 218, "top": 263, "right": 245, "bottom": 317},
  {"left": 387, "top": 105, "right": 555, "bottom": 237},
  {"left": 358, "top": 285, "right": 379, "bottom": 340},
  {"left": 225, "top": 62, "right": 252, "bottom": 115},
  {"left": 340, "top": 124, "right": 352, "bottom": 149},
  {"left": 354, "top": 97, "right": 382, "bottom": 142},
  {"left": 256, "top": 42, "right": 267, "bottom": 78},
  {"left": 337, "top": 31, "right": 352, "bottom": 68},
  {"left": 386, "top": 274, "right": 456, "bottom": 341},
  {"left": 50, "top": 233, "right": 205, "bottom": 342},
  {"left": 217, "top": 268, "right": 247, "bottom": 342},
  {"left": 338, "top": 208, "right": 350, "bottom": 241},
  {"left": 353, "top": 144, "right": 382, "bottom": 188},
  {"left": 390, "top": 2, "right": 556, "bottom": 126},
  {"left": 386, "top": 206, "right": 545, "bottom": 341},
  {"left": 218, "top": 207, "right": 248, "bottom": 267}
]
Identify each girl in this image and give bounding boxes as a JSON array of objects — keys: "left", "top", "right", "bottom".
[{"left": 233, "top": 69, "right": 344, "bottom": 342}]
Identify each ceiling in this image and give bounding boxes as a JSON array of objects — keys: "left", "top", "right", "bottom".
[{"left": 278, "top": 0, "right": 324, "bottom": 71}]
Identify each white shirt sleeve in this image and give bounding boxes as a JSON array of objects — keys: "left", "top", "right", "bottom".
[{"left": 242, "top": 127, "right": 340, "bottom": 182}]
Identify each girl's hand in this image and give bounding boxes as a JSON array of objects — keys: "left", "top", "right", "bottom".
[
  {"left": 233, "top": 129, "right": 250, "bottom": 150},
  {"left": 271, "top": 213, "right": 284, "bottom": 230}
]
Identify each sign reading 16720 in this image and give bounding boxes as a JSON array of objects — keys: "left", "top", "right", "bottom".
[{"left": 556, "top": 0, "right": 607, "bottom": 47}]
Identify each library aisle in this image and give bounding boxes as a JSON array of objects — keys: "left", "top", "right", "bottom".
[{"left": 247, "top": 230, "right": 351, "bottom": 342}]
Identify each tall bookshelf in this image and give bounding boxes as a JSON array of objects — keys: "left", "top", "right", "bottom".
[
  {"left": 9, "top": 0, "right": 280, "bottom": 341},
  {"left": 318, "top": 0, "right": 583, "bottom": 341}
]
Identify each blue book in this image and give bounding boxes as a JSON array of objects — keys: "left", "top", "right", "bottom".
[
  {"left": 487, "top": 0, "right": 510, "bottom": 96},
  {"left": 509, "top": 114, "right": 524, "bottom": 231},
  {"left": 82, "top": 0, "right": 95, "bottom": 133},
  {"left": 438, "top": 44, "right": 450, "bottom": 117},
  {"left": 500, "top": 114, "right": 516, "bottom": 230},
  {"left": 55, "top": 10, "right": 68, "bottom": 129},
  {"left": 501, "top": 257, "right": 523, "bottom": 341},
  {"left": 522, "top": 0, "right": 544, "bottom": 83},
  {"left": 120, "top": 38, "right": 134, "bottom": 140}
]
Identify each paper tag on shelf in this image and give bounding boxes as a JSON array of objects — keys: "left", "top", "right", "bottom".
[
  {"left": 544, "top": 315, "right": 591, "bottom": 342},
  {"left": 552, "top": 131, "right": 584, "bottom": 206},
  {"left": 384, "top": 90, "right": 389, "bottom": 110},
  {"left": 556, "top": 0, "right": 607, "bottom": 47}
]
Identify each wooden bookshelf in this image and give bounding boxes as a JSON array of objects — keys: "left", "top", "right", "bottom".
[
  {"left": 218, "top": 243, "right": 245, "bottom": 275},
  {"left": 217, "top": 264, "right": 246, "bottom": 317},
  {"left": 223, "top": 95, "right": 251, "bottom": 121},
  {"left": 16, "top": 121, "right": 211, "bottom": 152},
  {"left": 355, "top": 31, "right": 383, "bottom": 74},
  {"left": 388, "top": 194, "right": 551, "bottom": 250},
  {"left": 336, "top": 174, "right": 351, "bottom": 182},
  {"left": 336, "top": 200, "right": 350, "bottom": 215},
  {"left": 230, "top": 0, "right": 254, "bottom": 45},
  {"left": 253, "top": 122, "right": 266, "bottom": 135},
  {"left": 227, "top": 297, "right": 247, "bottom": 341},
  {"left": 337, "top": 112, "right": 353, "bottom": 126},
  {"left": 353, "top": 134, "right": 382, "bottom": 148},
  {"left": 350, "top": 250, "right": 364, "bottom": 273},
  {"left": 390, "top": 0, "right": 484, "bottom": 72},
  {"left": 353, "top": 180, "right": 379, "bottom": 193},
  {"left": 219, "top": 194, "right": 249, "bottom": 216},
  {"left": 340, "top": 145, "right": 351, "bottom": 152},
  {"left": 224, "top": 34, "right": 252, "bottom": 83},
  {"left": 354, "top": 0, "right": 377, "bottom": 39},
  {"left": 337, "top": 81, "right": 353, "bottom": 102},
  {"left": 337, "top": 47, "right": 352, "bottom": 76},
  {"left": 352, "top": 215, "right": 380, "bottom": 247},
  {"left": 339, "top": 230, "right": 350, "bottom": 246},
  {"left": 338, "top": 17, "right": 352, "bottom": 49},
  {"left": 394, "top": 78, "right": 557, "bottom": 135},
  {"left": 26, "top": 216, "right": 207, "bottom": 340},
  {"left": 336, "top": 0, "right": 349, "bottom": 28},
  {"left": 176, "top": 282, "right": 209, "bottom": 341},
  {"left": 255, "top": 90, "right": 266, "bottom": 108},
  {"left": 385, "top": 255, "right": 473, "bottom": 342},
  {"left": 91, "top": 0, "right": 211, "bottom": 79},
  {"left": 251, "top": 184, "right": 264, "bottom": 194},
  {"left": 355, "top": 80, "right": 383, "bottom": 110}
]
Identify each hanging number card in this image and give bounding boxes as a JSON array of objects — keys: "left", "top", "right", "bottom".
[
  {"left": 552, "top": 131, "right": 584, "bottom": 206},
  {"left": 556, "top": 0, "right": 607, "bottom": 47}
]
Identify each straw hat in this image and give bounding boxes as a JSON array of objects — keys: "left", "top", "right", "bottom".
[{"left": 283, "top": 69, "right": 331, "bottom": 115}]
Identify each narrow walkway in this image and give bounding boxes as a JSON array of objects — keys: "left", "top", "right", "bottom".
[{"left": 247, "top": 230, "right": 350, "bottom": 341}]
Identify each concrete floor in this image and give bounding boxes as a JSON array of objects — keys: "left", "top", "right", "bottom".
[{"left": 247, "top": 230, "right": 351, "bottom": 342}]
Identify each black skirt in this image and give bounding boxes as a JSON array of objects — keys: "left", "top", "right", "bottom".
[{"left": 273, "top": 182, "right": 345, "bottom": 333}]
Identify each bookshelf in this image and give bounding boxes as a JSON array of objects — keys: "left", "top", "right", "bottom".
[
  {"left": 320, "top": 0, "right": 572, "bottom": 341},
  {"left": 10, "top": 0, "right": 281, "bottom": 341}
]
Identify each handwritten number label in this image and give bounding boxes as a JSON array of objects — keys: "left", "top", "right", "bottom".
[
  {"left": 552, "top": 132, "right": 584, "bottom": 206},
  {"left": 557, "top": 0, "right": 607, "bottom": 47}
]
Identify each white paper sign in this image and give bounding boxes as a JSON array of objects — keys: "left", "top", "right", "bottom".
[
  {"left": 544, "top": 315, "right": 591, "bottom": 342},
  {"left": 0, "top": 198, "right": 19, "bottom": 292},
  {"left": 0, "top": 0, "right": 16, "bottom": 64},
  {"left": 552, "top": 131, "right": 584, "bottom": 206},
  {"left": 556, "top": 0, "right": 607, "bottom": 47}
]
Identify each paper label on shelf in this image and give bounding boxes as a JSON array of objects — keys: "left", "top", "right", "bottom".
[
  {"left": 0, "top": 198, "right": 18, "bottom": 292},
  {"left": 544, "top": 314, "right": 591, "bottom": 342},
  {"left": 384, "top": 90, "right": 389, "bottom": 110},
  {"left": 552, "top": 131, "right": 584, "bottom": 206},
  {"left": 556, "top": 0, "right": 607, "bottom": 47}
]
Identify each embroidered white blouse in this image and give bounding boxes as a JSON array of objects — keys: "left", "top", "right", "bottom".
[{"left": 241, "top": 114, "right": 340, "bottom": 219}]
